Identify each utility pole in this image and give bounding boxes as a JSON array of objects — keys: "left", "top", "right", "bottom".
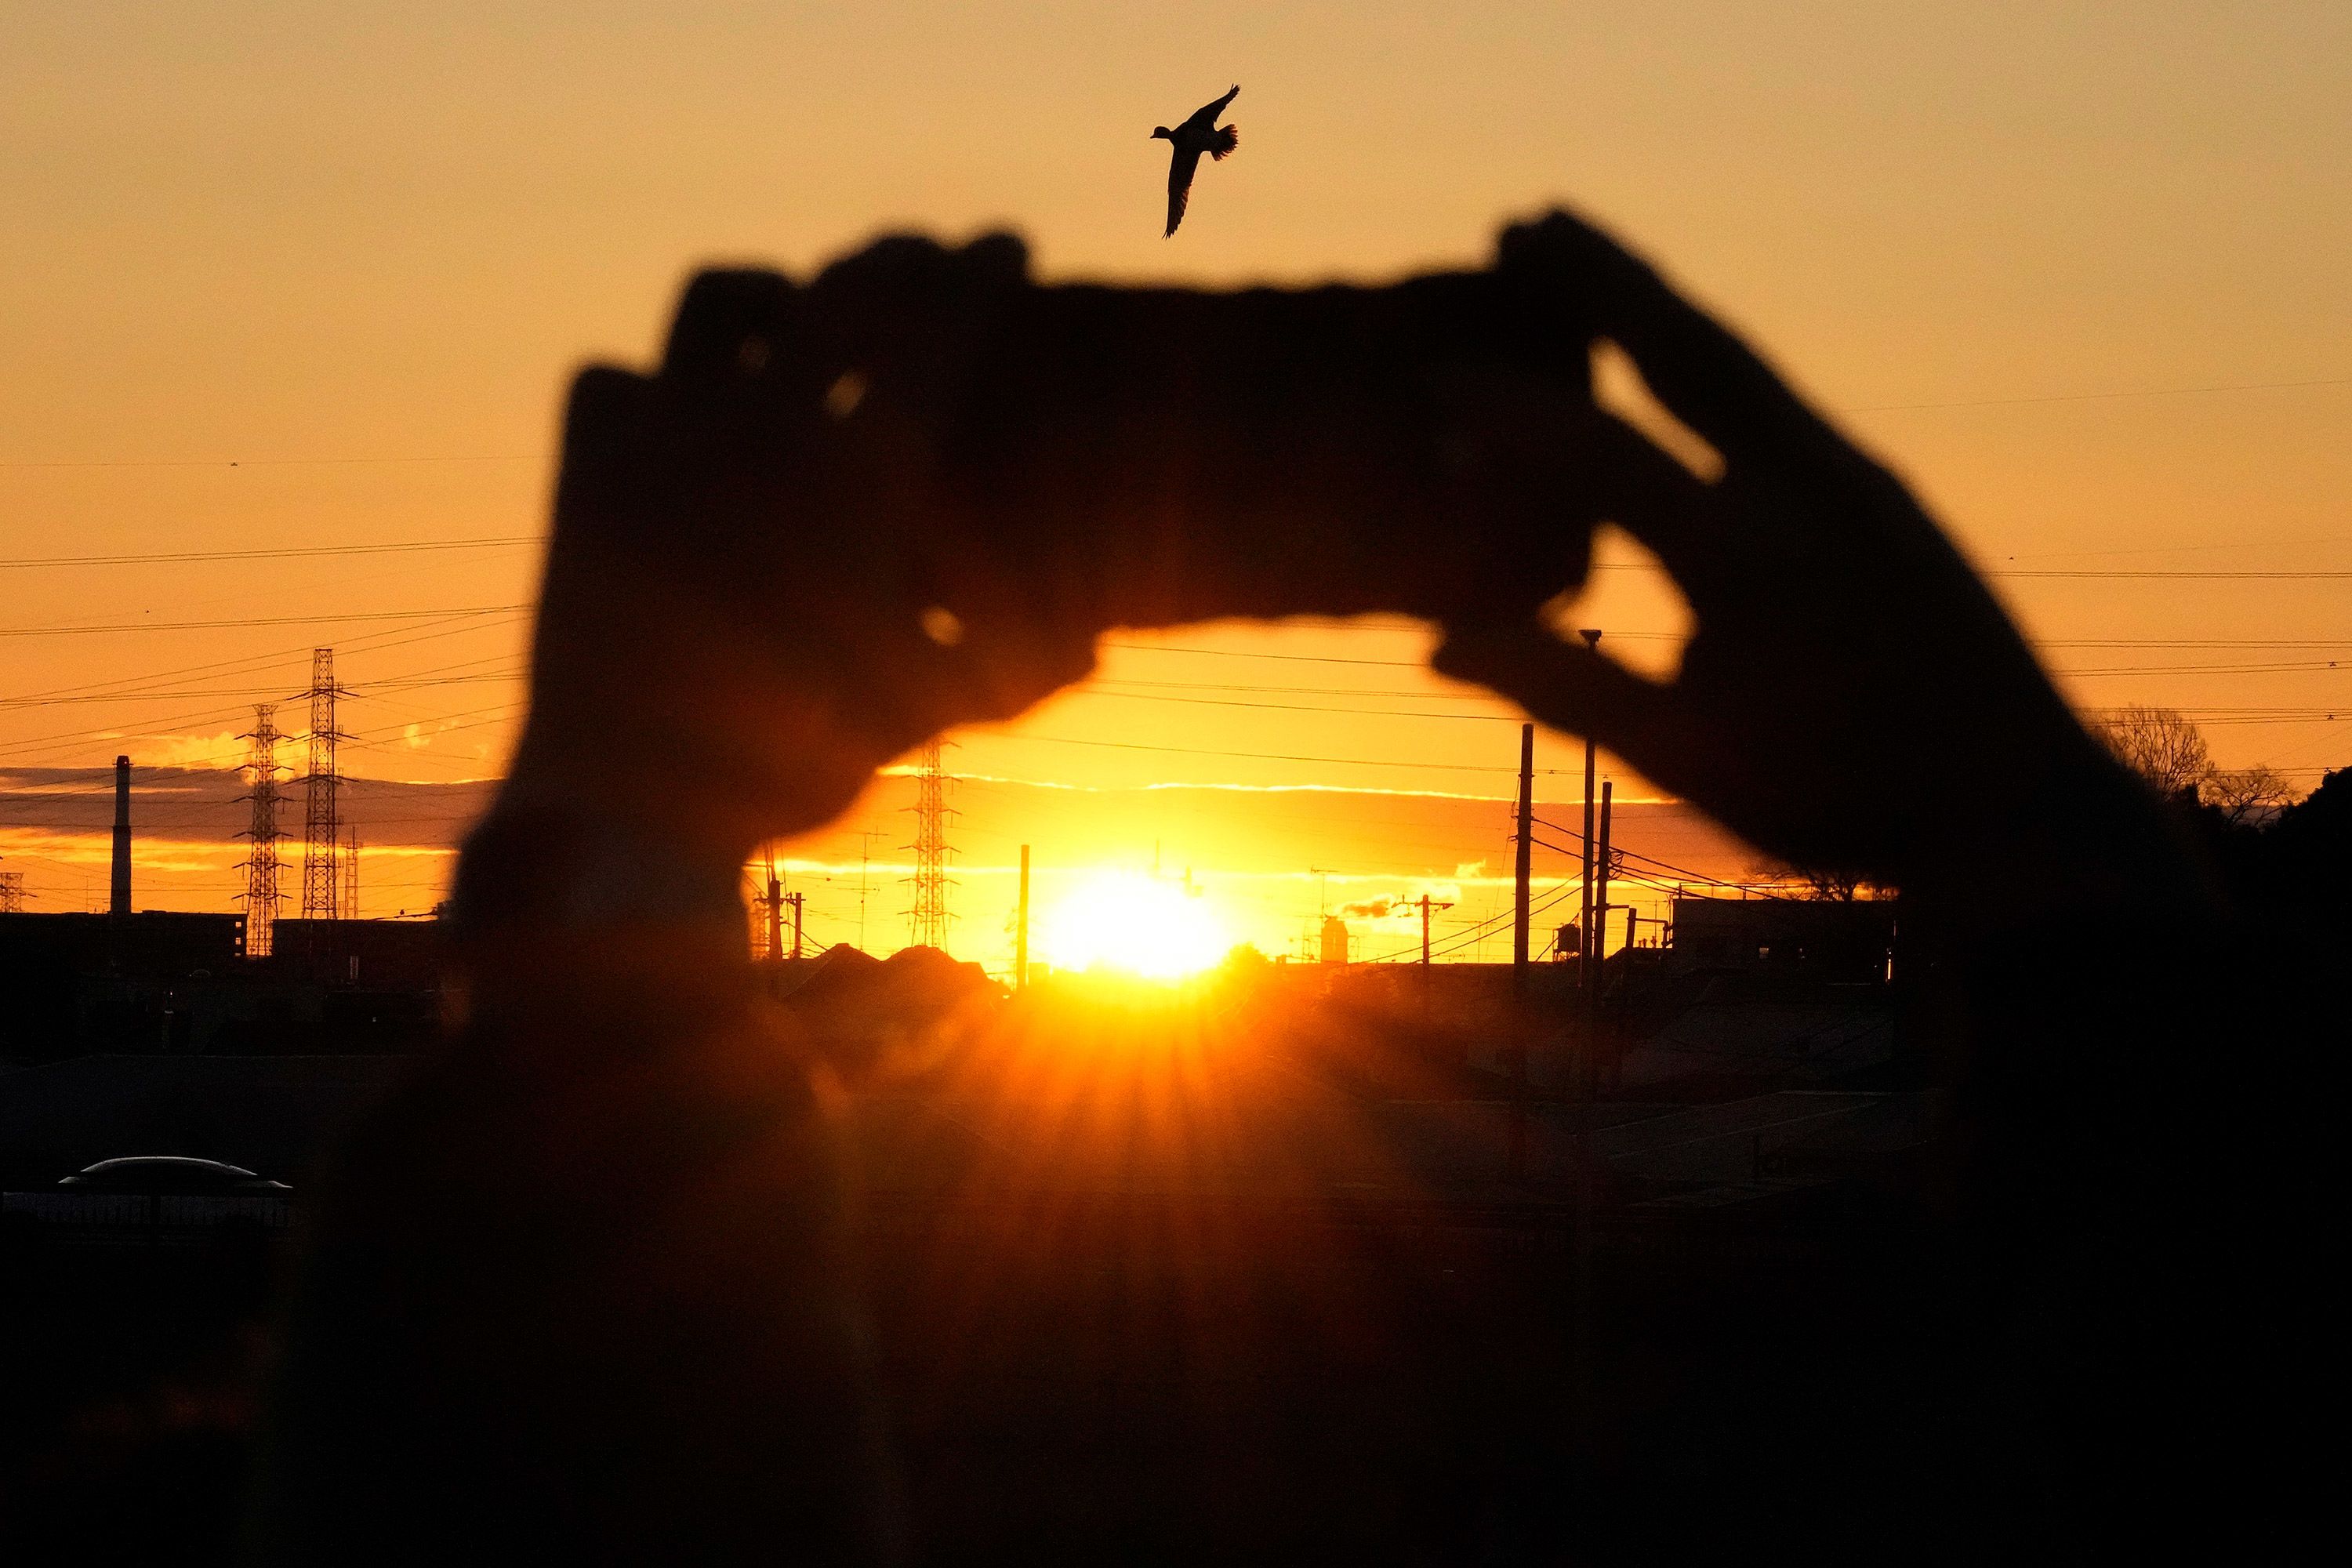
[
  {"left": 300, "top": 648, "right": 343, "bottom": 923},
  {"left": 1511, "top": 723, "right": 1534, "bottom": 985},
  {"left": 1509, "top": 721, "right": 1535, "bottom": 1180},
  {"left": 239, "top": 705, "right": 285, "bottom": 957},
  {"left": 1577, "top": 630, "right": 1602, "bottom": 971},
  {"left": 1584, "top": 781, "right": 1613, "bottom": 1101},
  {"left": 1416, "top": 891, "right": 1454, "bottom": 967},
  {"left": 786, "top": 891, "right": 804, "bottom": 960},
  {"left": 760, "top": 845, "right": 782, "bottom": 963},
  {"left": 1015, "top": 844, "right": 1032, "bottom": 992},
  {"left": 1567, "top": 633, "right": 1603, "bottom": 1489},
  {"left": 1416, "top": 888, "right": 1456, "bottom": 1030}
]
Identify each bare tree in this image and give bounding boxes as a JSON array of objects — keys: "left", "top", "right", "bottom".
[
  {"left": 2096, "top": 705, "right": 2211, "bottom": 800},
  {"left": 2205, "top": 764, "right": 2297, "bottom": 828},
  {"left": 1797, "top": 869, "right": 1881, "bottom": 902}
]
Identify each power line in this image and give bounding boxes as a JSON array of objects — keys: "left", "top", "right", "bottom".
[
  {"left": 1838, "top": 374, "right": 2352, "bottom": 414},
  {"left": 989, "top": 731, "right": 1584, "bottom": 775},
  {"left": 1101, "top": 640, "right": 1445, "bottom": 666},
  {"left": 1097, "top": 659, "right": 2350, "bottom": 702},
  {"left": 2002, "top": 533, "right": 2352, "bottom": 560},
  {"left": 5, "top": 372, "right": 2343, "bottom": 472},
  {"left": 1068, "top": 688, "right": 1520, "bottom": 724},
  {"left": 1105, "top": 633, "right": 2352, "bottom": 666},
  {"left": 1995, "top": 569, "right": 2352, "bottom": 581},
  {"left": 1573, "top": 562, "right": 2352, "bottom": 581},
  {"left": 1530, "top": 814, "right": 1798, "bottom": 900},
  {"left": 0, "top": 536, "right": 535, "bottom": 572},
  {"left": 0, "top": 609, "right": 526, "bottom": 709},
  {"left": 0, "top": 454, "right": 540, "bottom": 470},
  {"left": 0, "top": 604, "right": 526, "bottom": 639},
  {"left": 1, "top": 668, "right": 523, "bottom": 711},
  {"left": 1, "top": 648, "right": 2329, "bottom": 721}
]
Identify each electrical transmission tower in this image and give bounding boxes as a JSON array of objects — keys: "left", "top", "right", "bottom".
[
  {"left": 903, "top": 739, "right": 956, "bottom": 951},
  {"left": 299, "top": 648, "right": 343, "bottom": 922},
  {"left": 238, "top": 702, "right": 286, "bottom": 956},
  {"left": 0, "top": 870, "right": 24, "bottom": 914},
  {"left": 343, "top": 823, "right": 361, "bottom": 920}
]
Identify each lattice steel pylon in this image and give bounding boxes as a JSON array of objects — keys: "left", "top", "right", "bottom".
[
  {"left": 238, "top": 702, "right": 286, "bottom": 956},
  {"left": 0, "top": 870, "right": 24, "bottom": 913},
  {"left": 903, "top": 739, "right": 956, "bottom": 952},
  {"left": 299, "top": 648, "right": 343, "bottom": 922},
  {"left": 343, "top": 823, "right": 361, "bottom": 920}
]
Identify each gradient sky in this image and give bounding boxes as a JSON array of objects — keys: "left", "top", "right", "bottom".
[{"left": 3, "top": 3, "right": 2347, "bottom": 967}]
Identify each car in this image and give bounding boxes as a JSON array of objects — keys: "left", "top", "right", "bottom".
[
  {"left": 4, "top": 1156, "right": 293, "bottom": 1245},
  {"left": 60, "top": 1156, "right": 291, "bottom": 1195}
]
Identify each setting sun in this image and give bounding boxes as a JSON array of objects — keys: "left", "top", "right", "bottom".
[{"left": 1037, "top": 869, "right": 1234, "bottom": 981}]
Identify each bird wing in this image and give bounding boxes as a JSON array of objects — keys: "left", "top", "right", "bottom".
[
  {"left": 1164, "top": 147, "right": 1203, "bottom": 237},
  {"left": 1188, "top": 83, "right": 1240, "bottom": 129}
]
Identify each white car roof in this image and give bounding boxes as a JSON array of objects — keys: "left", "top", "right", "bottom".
[{"left": 80, "top": 1156, "right": 260, "bottom": 1178}]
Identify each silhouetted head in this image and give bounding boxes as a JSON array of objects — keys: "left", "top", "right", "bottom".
[{"left": 1150, "top": 126, "right": 1171, "bottom": 140}]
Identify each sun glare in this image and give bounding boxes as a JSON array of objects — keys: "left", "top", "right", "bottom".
[{"left": 1038, "top": 869, "right": 1233, "bottom": 981}]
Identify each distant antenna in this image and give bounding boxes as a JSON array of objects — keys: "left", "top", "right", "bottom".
[
  {"left": 299, "top": 648, "right": 344, "bottom": 922},
  {"left": 904, "top": 739, "right": 957, "bottom": 951},
  {"left": 238, "top": 703, "right": 286, "bottom": 956}
]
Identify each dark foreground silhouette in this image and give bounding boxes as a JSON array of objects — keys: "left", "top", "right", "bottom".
[{"left": 240, "top": 213, "right": 2300, "bottom": 1563}]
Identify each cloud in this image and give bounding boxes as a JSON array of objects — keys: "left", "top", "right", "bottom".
[
  {"left": 129, "top": 731, "right": 248, "bottom": 770},
  {"left": 0, "top": 765, "right": 495, "bottom": 851}
]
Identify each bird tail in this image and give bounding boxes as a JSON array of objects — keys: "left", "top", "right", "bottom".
[{"left": 1211, "top": 125, "right": 1240, "bottom": 161}]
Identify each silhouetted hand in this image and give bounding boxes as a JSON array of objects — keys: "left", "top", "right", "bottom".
[
  {"left": 499, "top": 234, "right": 1105, "bottom": 869},
  {"left": 489, "top": 228, "right": 1610, "bottom": 891},
  {"left": 1435, "top": 212, "right": 2163, "bottom": 904}
]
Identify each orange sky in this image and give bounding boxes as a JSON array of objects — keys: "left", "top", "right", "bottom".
[{"left": 3, "top": 4, "right": 2347, "bottom": 966}]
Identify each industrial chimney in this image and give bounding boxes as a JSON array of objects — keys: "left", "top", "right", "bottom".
[{"left": 110, "top": 755, "right": 132, "bottom": 916}]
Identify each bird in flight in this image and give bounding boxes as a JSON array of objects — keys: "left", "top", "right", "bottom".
[{"left": 1151, "top": 84, "right": 1240, "bottom": 238}]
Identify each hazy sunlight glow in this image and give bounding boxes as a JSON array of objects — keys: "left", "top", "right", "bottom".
[{"left": 1039, "top": 870, "right": 1232, "bottom": 981}]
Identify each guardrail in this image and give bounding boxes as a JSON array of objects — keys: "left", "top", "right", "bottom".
[{"left": 3, "top": 1190, "right": 292, "bottom": 1243}]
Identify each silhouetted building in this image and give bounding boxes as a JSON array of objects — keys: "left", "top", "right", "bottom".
[
  {"left": 270, "top": 918, "right": 442, "bottom": 990},
  {"left": 0, "top": 912, "right": 446, "bottom": 1058},
  {"left": 0, "top": 912, "right": 246, "bottom": 1057},
  {"left": 1320, "top": 915, "right": 1351, "bottom": 965},
  {"left": 1666, "top": 896, "right": 1896, "bottom": 985}
]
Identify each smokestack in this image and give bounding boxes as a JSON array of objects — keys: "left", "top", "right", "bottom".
[{"left": 110, "top": 755, "right": 132, "bottom": 916}]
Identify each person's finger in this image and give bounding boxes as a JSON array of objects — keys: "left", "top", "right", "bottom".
[
  {"left": 661, "top": 268, "right": 806, "bottom": 390},
  {"left": 547, "top": 366, "right": 659, "bottom": 550},
  {"left": 1497, "top": 210, "right": 1845, "bottom": 474},
  {"left": 1581, "top": 410, "right": 1745, "bottom": 603},
  {"left": 906, "top": 540, "right": 1102, "bottom": 730},
  {"left": 1432, "top": 619, "right": 1700, "bottom": 789}
]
